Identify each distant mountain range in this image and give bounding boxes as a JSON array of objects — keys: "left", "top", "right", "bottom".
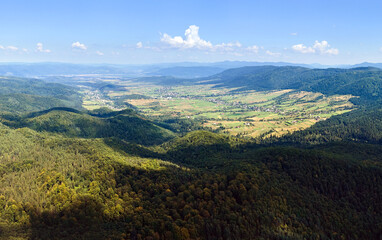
[
  {"left": 0, "top": 61, "right": 381, "bottom": 78},
  {"left": 148, "top": 66, "right": 225, "bottom": 78},
  {"left": 350, "top": 62, "right": 382, "bottom": 69}
]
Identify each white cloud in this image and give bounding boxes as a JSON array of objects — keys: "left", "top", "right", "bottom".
[
  {"left": 0, "top": 45, "right": 19, "bottom": 51},
  {"left": 247, "top": 45, "right": 259, "bottom": 54},
  {"left": 266, "top": 50, "right": 281, "bottom": 57},
  {"left": 71, "top": 41, "right": 87, "bottom": 50},
  {"left": 313, "top": 40, "right": 339, "bottom": 55},
  {"left": 292, "top": 40, "right": 338, "bottom": 55},
  {"left": 0, "top": 45, "right": 29, "bottom": 53},
  {"left": 161, "top": 25, "right": 213, "bottom": 49},
  {"left": 36, "top": 43, "right": 51, "bottom": 53},
  {"left": 323, "top": 48, "right": 339, "bottom": 55},
  {"left": 96, "top": 51, "right": 104, "bottom": 56},
  {"left": 160, "top": 25, "right": 241, "bottom": 52},
  {"left": 7, "top": 46, "right": 18, "bottom": 51},
  {"left": 290, "top": 32, "right": 298, "bottom": 36},
  {"left": 149, "top": 25, "right": 289, "bottom": 58},
  {"left": 0, "top": 45, "right": 18, "bottom": 51},
  {"left": 136, "top": 42, "right": 143, "bottom": 48},
  {"left": 292, "top": 44, "right": 315, "bottom": 54},
  {"left": 214, "top": 42, "right": 242, "bottom": 52}
]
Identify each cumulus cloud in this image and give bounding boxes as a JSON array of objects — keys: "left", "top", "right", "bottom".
[
  {"left": 292, "top": 40, "right": 338, "bottom": 55},
  {"left": 266, "top": 50, "right": 281, "bottom": 56},
  {"left": 36, "top": 43, "right": 51, "bottom": 53},
  {"left": 71, "top": 41, "right": 87, "bottom": 50},
  {"left": 96, "top": 51, "right": 104, "bottom": 56},
  {"left": 160, "top": 25, "right": 240, "bottom": 52},
  {"left": 313, "top": 41, "right": 339, "bottom": 55},
  {"left": 161, "top": 25, "right": 212, "bottom": 49},
  {"left": 292, "top": 44, "right": 315, "bottom": 54},
  {"left": 144, "top": 25, "right": 287, "bottom": 58},
  {"left": 247, "top": 45, "right": 260, "bottom": 54}
]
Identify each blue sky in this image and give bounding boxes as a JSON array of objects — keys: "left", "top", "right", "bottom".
[{"left": 1, "top": 0, "right": 382, "bottom": 64}]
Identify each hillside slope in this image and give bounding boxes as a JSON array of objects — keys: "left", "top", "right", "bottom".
[
  {"left": 203, "top": 66, "right": 382, "bottom": 104},
  {"left": 1, "top": 108, "right": 176, "bottom": 145},
  {"left": 0, "top": 129, "right": 380, "bottom": 239},
  {"left": 0, "top": 76, "right": 83, "bottom": 112},
  {"left": 267, "top": 107, "right": 382, "bottom": 145},
  {"left": 0, "top": 68, "right": 381, "bottom": 239}
]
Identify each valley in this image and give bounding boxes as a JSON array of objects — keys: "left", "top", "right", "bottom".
[
  {"left": 0, "top": 65, "right": 380, "bottom": 240},
  {"left": 79, "top": 78, "right": 355, "bottom": 138},
  {"left": 2, "top": 1, "right": 382, "bottom": 239}
]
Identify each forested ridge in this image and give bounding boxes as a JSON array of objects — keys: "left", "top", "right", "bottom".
[
  {"left": 0, "top": 69, "right": 381, "bottom": 239},
  {"left": 0, "top": 77, "right": 83, "bottom": 112},
  {"left": 0, "top": 107, "right": 175, "bottom": 146},
  {"left": 0, "top": 127, "right": 381, "bottom": 239},
  {"left": 203, "top": 66, "right": 382, "bottom": 104},
  {"left": 260, "top": 107, "right": 382, "bottom": 145}
]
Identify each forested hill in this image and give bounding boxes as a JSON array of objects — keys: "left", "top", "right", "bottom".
[
  {"left": 0, "top": 107, "right": 176, "bottom": 145},
  {"left": 265, "top": 107, "right": 382, "bottom": 145},
  {"left": 0, "top": 70, "right": 381, "bottom": 239},
  {"left": 202, "top": 66, "right": 382, "bottom": 104},
  {"left": 0, "top": 126, "right": 380, "bottom": 239},
  {"left": 0, "top": 76, "right": 83, "bottom": 112}
]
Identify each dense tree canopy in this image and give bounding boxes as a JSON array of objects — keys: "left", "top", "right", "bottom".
[{"left": 0, "top": 68, "right": 382, "bottom": 239}]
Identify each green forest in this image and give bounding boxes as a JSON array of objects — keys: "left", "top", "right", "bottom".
[{"left": 0, "top": 68, "right": 381, "bottom": 240}]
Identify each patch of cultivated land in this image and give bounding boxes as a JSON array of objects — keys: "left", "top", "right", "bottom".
[
  {"left": 82, "top": 89, "right": 118, "bottom": 110},
  {"left": 81, "top": 79, "right": 355, "bottom": 138}
]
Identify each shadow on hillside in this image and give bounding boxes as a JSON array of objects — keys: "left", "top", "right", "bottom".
[
  {"left": 103, "top": 135, "right": 241, "bottom": 169},
  {"left": 0, "top": 222, "right": 29, "bottom": 240},
  {"left": 103, "top": 137, "right": 165, "bottom": 159},
  {"left": 27, "top": 195, "right": 128, "bottom": 240},
  {"left": 14, "top": 146, "right": 382, "bottom": 240},
  {"left": 24, "top": 163, "right": 194, "bottom": 240}
]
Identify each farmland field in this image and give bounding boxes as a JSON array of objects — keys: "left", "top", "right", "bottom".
[{"left": 79, "top": 77, "right": 355, "bottom": 138}]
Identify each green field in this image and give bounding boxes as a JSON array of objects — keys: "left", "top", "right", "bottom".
[{"left": 80, "top": 79, "right": 355, "bottom": 138}]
